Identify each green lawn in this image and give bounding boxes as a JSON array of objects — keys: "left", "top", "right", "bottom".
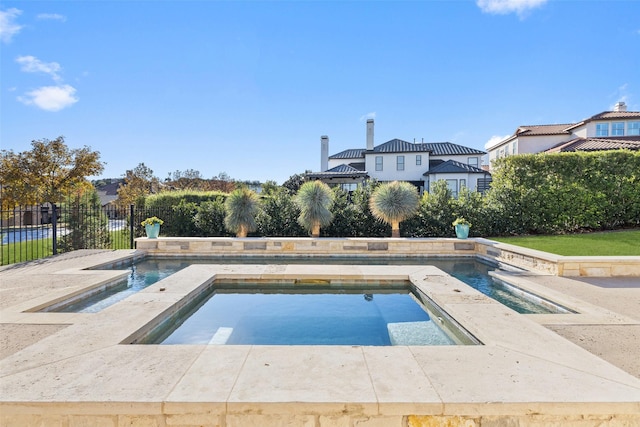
[
  {"left": 1, "top": 230, "right": 132, "bottom": 265},
  {"left": 489, "top": 230, "right": 640, "bottom": 256}
]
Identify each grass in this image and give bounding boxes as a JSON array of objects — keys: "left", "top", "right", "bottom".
[
  {"left": 489, "top": 229, "right": 640, "bottom": 256},
  {"left": 1, "top": 230, "right": 132, "bottom": 265}
]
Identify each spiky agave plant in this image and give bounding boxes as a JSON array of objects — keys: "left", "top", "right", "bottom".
[
  {"left": 369, "top": 181, "right": 419, "bottom": 237},
  {"left": 224, "top": 188, "right": 260, "bottom": 237},
  {"left": 294, "top": 180, "right": 335, "bottom": 237}
]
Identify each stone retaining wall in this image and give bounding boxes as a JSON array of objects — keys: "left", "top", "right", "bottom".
[{"left": 135, "top": 237, "right": 640, "bottom": 277}]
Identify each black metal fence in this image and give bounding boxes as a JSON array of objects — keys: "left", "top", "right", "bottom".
[{"left": 1, "top": 203, "right": 173, "bottom": 266}]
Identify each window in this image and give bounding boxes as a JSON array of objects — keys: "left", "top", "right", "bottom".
[
  {"left": 628, "top": 121, "right": 640, "bottom": 136},
  {"left": 396, "top": 155, "right": 405, "bottom": 171},
  {"left": 612, "top": 122, "right": 625, "bottom": 136},
  {"left": 460, "top": 179, "right": 466, "bottom": 189},
  {"left": 596, "top": 123, "right": 609, "bottom": 137},
  {"left": 446, "top": 179, "right": 458, "bottom": 198},
  {"left": 375, "top": 156, "right": 383, "bottom": 171},
  {"left": 468, "top": 157, "right": 479, "bottom": 167},
  {"left": 512, "top": 141, "right": 517, "bottom": 155},
  {"left": 340, "top": 183, "right": 357, "bottom": 192},
  {"left": 416, "top": 155, "right": 422, "bottom": 166}
]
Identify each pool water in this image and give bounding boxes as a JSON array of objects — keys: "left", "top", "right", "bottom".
[
  {"left": 69, "top": 256, "right": 561, "bottom": 314},
  {"left": 51, "top": 262, "right": 175, "bottom": 313},
  {"left": 148, "top": 288, "right": 456, "bottom": 346}
]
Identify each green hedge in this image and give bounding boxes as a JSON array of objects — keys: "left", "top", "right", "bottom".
[
  {"left": 486, "top": 150, "right": 640, "bottom": 234},
  {"left": 138, "top": 151, "right": 639, "bottom": 237}
]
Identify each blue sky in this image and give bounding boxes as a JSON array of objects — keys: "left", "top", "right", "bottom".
[{"left": 1, "top": 0, "right": 639, "bottom": 184}]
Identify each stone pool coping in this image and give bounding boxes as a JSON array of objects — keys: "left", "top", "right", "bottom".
[{"left": 1, "top": 249, "right": 640, "bottom": 426}]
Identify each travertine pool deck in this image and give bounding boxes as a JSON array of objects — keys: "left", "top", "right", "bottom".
[{"left": 1, "top": 247, "right": 640, "bottom": 426}]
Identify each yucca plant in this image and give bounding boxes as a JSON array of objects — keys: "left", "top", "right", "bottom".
[
  {"left": 369, "top": 181, "right": 420, "bottom": 237},
  {"left": 294, "top": 180, "right": 335, "bottom": 237},
  {"left": 224, "top": 188, "right": 260, "bottom": 237}
]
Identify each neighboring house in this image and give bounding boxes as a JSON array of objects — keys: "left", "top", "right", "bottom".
[
  {"left": 95, "top": 180, "right": 124, "bottom": 218},
  {"left": 307, "top": 120, "right": 490, "bottom": 196},
  {"left": 485, "top": 102, "right": 640, "bottom": 169}
]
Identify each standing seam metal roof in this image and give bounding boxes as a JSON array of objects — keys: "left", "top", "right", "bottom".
[{"left": 329, "top": 140, "right": 485, "bottom": 158}]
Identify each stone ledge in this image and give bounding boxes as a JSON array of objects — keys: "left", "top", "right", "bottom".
[{"left": 135, "top": 237, "right": 640, "bottom": 277}]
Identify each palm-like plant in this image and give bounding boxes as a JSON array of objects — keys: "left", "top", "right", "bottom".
[
  {"left": 224, "top": 188, "right": 260, "bottom": 237},
  {"left": 294, "top": 180, "right": 335, "bottom": 237},
  {"left": 369, "top": 181, "right": 420, "bottom": 237}
]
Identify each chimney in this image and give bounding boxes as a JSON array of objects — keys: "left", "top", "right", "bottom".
[
  {"left": 321, "top": 135, "right": 329, "bottom": 172},
  {"left": 366, "top": 119, "right": 374, "bottom": 150},
  {"left": 614, "top": 101, "right": 627, "bottom": 112}
]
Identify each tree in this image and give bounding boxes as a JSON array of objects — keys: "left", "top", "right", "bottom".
[
  {"left": 256, "top": 186, "right": 305, "bottom": 237},
  {"left": 0, "top": 136, "right": 104, "bottom": 207},
  {"left": 57, "top": 189, "right": 111, "bottom": 252},
  {"left": 369, "top": 181, "right": 419, "bottom": 238},
  {"left": 116, "top": 163, "right": 160, "bottom": 207},
  {"left": 282, "top": 171, "right": 309, "bottom": 194},
  {"left": 294, "top": 180, "right": 335, "bottom": 237},
  {"left": 224, "top": 188, "right": 260, "bottom": 237}
]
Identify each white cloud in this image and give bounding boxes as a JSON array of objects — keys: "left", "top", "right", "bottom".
[
  {"left": 36, "top": 13, "right": 67, "bottom": 22},
  {"left": 16, "top": 55, "right": 62, "bottom": 81},
  {"left": 18, "top": 84, "right": 78, "bottom": 112},
  {"left": 0, "top": 7, "right": 23, "bottom": 43},
  {"left": 610, "top": 83, "right": 631, "bottom": 109},
  {"left": 484, "top": 134, "right": 511, "bottom": 149},
  {"left": 359, "top": 112, "right": 376, "bottom": 121},
  {"left": 477, "top": 0, "right": 548, "bottom": 17}
]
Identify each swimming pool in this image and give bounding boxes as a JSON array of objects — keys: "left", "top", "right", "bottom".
[
  {"left": 143, "top": 284, "right": 461, "bottom": 346},
  {"left": 47, "top": 256, "right": 566, "bottom": 314}
]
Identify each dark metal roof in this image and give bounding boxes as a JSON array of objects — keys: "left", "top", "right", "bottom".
[
  {"left": 545, "top": 136, "right": 640, "bottom": 153},
  {"left": 424, "top": 160, "right": 488, "bottom": 175},
  {"left": 305, "top": 164, "right": 369, "bottom": 179},
  {"left": 328, "top": 139, "right": 487, "bottom": 156},
  {"left": 348, "top": 162, "right": 366, "bottom": 171},
  {"left": 329, "top": 149, "right": 365, "bottom": 159}
]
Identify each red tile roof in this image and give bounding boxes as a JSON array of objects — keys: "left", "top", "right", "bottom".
[{"left": 544, "top": 136, "right": 640, "bottom": 153}]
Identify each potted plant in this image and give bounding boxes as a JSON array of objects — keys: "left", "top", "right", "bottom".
[
  {"left": 141, "top": 216, "right": 164, "bottom": 239},
  {"left": 452, "top": 217, "right": 471, "bottom": 239}
]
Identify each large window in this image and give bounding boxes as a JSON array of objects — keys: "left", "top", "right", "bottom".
[
  {"left": 416, "top": 155, "right": 422, "bottom": 166},
  {"left": 396, "top": 155, "right": 405, "bottom": 171},
  {"left": 340, "top": 183, "right": 357, "bottom": 192},
  {"left": 468, "top": 157, "right": 479, "bottom": 167},
  {"left": 375, "top": 156, "right": 383, "bottom": 171},
  {"left": 612, "top": 122, "right": 625, "bottom": 136},
  {"left": 596, "top": 123, "right": 609, "bottom": 137},
  {"left": 628, "top": 121, "right": 640, "bottom": 136},
  {"left": 446, "top": 179, "right": 458, "bottom": 197}
]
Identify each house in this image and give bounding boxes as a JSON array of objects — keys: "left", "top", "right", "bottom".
[
  {"left": 485, "top": 102, "right": 640, "bottom": 168},
  {"left": 306, "top": 120, "right": 490, "bottom": 196},
  {"left": 95, "top": 180, "right": 124, "bottom": 219}
]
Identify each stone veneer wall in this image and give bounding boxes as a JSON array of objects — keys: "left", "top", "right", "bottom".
[
  {"left": 135, "top": 237, "right": 640, "bottom": 277},
  {"left": 2, "top": 412, "right": 639, "bottom": 427}
]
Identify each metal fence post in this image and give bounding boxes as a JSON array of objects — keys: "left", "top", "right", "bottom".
[
  {"left": 130, "top": 204, "right": 135, "bottom": 249},
  {"left": 52, "top": 203, "right": 58, "bottom": 255}
]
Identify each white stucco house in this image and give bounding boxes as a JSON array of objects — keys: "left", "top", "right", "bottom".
[
  {"left": 485, "top": 102, "right": 640, "bottom": 169},
  {"left": 307, "top": 120, "right": 490, "bottom": 196}
]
